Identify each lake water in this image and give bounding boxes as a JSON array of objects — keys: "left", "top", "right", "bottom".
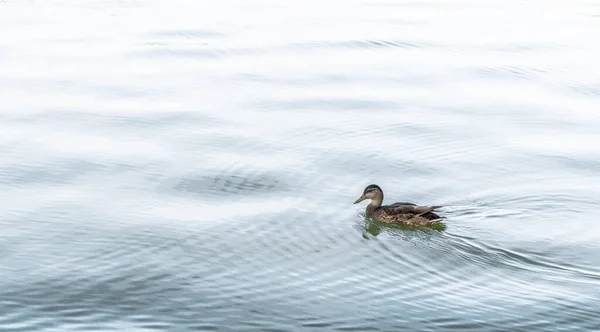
[{"left": 1, "top": 0, "right": 600, "bottom": 331}]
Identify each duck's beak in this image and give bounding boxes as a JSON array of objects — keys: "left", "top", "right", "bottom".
[{"left": 353, "top": 195, "right": 367, "bottom": 204}]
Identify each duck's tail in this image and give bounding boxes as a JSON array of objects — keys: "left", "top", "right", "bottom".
[{"left": 414, "top": 205, "right": 442, "bottom": 220}]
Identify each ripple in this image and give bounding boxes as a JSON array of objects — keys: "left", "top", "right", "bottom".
[
  {"left": 287, "top": 39, "right": 428, "bottom": 51},
  {"left": 249, "top": 98, "right": 399, "bottom": 112},
  {"left": 471, "top": 66, "right": 547, "bottom": 81},
  {"left": 170, "top": 169, "right": 286, "bottom": 198},
  {"left": 148, "top": 29, "right": 224, "bottom": 39},
  {"left": 569, "top": 82, "right": 600, "bottom": 97},
  {"left": 0, "top": 159, "right": 103, "bottom": 186},
  {"left": 134, "top": 37, "right": 432, "bottom": 59}
]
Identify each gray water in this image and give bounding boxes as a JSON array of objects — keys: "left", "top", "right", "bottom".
[{"left": 2, "top": 0, "right": 600, "bottom": 331}]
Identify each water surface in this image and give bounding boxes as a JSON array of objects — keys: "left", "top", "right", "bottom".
[{"left": 1, "top": 0, "right": 600, "bottom": 331}]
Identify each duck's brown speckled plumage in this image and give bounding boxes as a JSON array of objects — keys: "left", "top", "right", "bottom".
[{"left": 354, "top": 184, "right": 442, "bottom": 227}]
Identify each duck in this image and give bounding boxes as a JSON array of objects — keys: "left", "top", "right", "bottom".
[{"left": 353, "top": 184, "right": 442, "bottom": 226}]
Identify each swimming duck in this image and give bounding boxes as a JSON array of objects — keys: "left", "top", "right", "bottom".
[{"left": 353, "top": 184, "right": 442, "bottom": 226}]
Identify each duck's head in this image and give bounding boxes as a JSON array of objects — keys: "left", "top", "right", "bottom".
[{"left": 353, "top": 184, "right": 384, "bottom": 204}]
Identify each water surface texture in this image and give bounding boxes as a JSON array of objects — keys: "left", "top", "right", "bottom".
[{"left": 2, "top": 0, "right": 600, "bottom": 331}]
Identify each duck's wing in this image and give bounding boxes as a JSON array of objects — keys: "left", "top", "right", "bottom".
[
  {"left": 383, "top": 203, "right": 442, "bottom": 219},
  {"left": 389, "top": 201, "right": 416, "bottom": 206},
  {"left": 382, "top": 203, "right": 417, "bottom": 214},
  {"left": 386, "top": 203, "right": 440, "bottom": 214}
]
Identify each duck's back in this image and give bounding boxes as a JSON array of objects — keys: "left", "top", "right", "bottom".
[
  {"left": 370, "top": 203, "right": 441, "bottom": 226},
  {"left": 383, "top": 202, "right": 441, "bottom": 218}
]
